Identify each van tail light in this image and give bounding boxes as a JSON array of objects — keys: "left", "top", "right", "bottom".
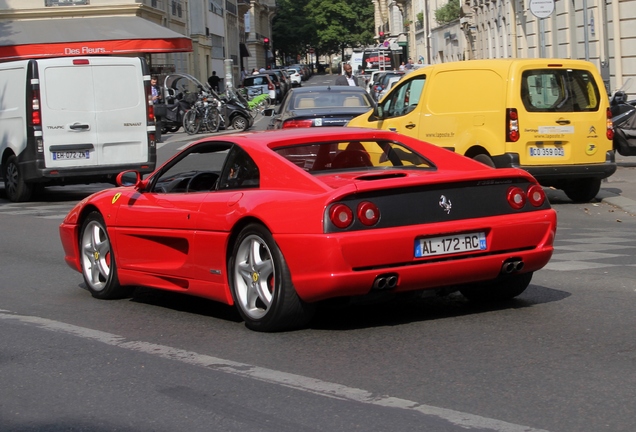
[
  {"left": 30, "top": 88, "right": 41, "bottom": 126},
  {"left": 606, "top": 107, "right": 614, "bottom": 140},
  {"left": 145, "top": 82, "right": 154, "bottom": 123},
  {"left": 283, "top": 119, "right": 313, "bottom": 128},
  {"left": 506, "top": 108, "right": 519, "bottom": 142}
]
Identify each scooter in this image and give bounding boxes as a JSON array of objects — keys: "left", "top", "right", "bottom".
[
  {"left": 159, "top": 74, "right": 204, "bottom": 134},
  {"left": 610, "top": 78, "right": 636, "bottom": 157}
]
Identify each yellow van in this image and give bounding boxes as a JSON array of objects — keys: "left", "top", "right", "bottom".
[{"left": 347, "top": 59, "right": 616, "bottom": 202}]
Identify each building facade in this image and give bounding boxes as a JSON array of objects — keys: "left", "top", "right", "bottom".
[
  {"left": 0, "top": 0, "right": 274, "bottom": 88},
  {"left": 375, "top": 0, "right": 636, "bottom": 94}
]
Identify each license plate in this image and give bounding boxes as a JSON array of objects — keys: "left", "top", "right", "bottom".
[
  {"left": 415, "top": 232, "right": 487, "bottom": 258},
  {"left": 53, "top": 151, "right": 90, "bottom": 160},
  {"left": 529, "top": 147, "right": 565, "bottom": 157}
]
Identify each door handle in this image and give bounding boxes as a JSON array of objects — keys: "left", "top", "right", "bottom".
[
  {"left": 405, "top": 123, "right": 416, "bottom": 129},
  {"left": 555, "top": 119, "right": 571, "bottom": 125},
  {"left": 69, "top": 123, "right": 90, "bottom": 130}
]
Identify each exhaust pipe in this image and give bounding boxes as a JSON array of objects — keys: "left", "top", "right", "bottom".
[
  {"left": 372, "top": 273, "right": 399, "bottom": 290},
  {"left": 501, "top": 259, "right": 524, "bottom": 274}
]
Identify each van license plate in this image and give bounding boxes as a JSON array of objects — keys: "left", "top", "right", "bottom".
[
  {"left": 53, "top": 151, "right": 90, "bottom": 160},
  {"left": 529, "top": 147, "right": 565, "bottom": 157},
  {"left": 415, "top": 232, "right": 487, "bottom": 258}
]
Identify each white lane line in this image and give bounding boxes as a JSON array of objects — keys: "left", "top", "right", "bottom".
[{"left": 0, "top": 311, "right": 549, "bottom": 432}]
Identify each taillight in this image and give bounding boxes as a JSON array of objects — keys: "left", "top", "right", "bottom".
[
  {"left": 506, "top": 108, "right": 519, "bottom": 142},
  {"left": 145, "top": 84, "right": 154, "bottom": 123},
  {"left": 282, "top": 119, "right": 313, "bottom": 128},
  {"left": 507, "top": 186, "right": 526, "bottom": 209},
  {"left": 527, "top": 184, "right": 546, "bottom": 207},
  {"left": 330, "top": 204, "right": 353, "bottom": 229},
  {"left": 607, "top": 107, "right": 614, "bottom": 140},
  {"left": 268, "top": 82, "right": 275, "bottom": 90},
  {"left": 31, "top": 88, "right": 41, "bottom": 126},
  {"left": 357, "top": 201, "right": 380, "bottom": 226}
]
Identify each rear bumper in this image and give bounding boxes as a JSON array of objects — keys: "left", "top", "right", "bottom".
[
  {"left": 275, "top": 210, "right": 557, "bottom": 302},
  {"left": 492, "top": 151, "right": 617, "bottom": 182}
]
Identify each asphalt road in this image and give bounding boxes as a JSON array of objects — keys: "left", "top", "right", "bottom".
[{"left": 2, "top": 74, "right": 636, "bottom": 432}]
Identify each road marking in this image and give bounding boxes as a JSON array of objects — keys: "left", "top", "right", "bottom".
[{"left": 0, "top": 310, "right": 550, "bottom": 432}]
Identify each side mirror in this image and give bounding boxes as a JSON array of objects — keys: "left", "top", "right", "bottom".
[
  {"left": 372, "top": 105, "right": 385, "bottom": 120},
  {"left": 116, "top": 170, "right": 142, "bottom": 188}
]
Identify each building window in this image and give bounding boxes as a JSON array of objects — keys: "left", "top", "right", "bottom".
[
  {"left": 210, "top": 0, "right": 224, "bottom": 16},
  {"left": 226, "top": 0, "right": 237, "bottom": 15},
  {"left": 45, "top": 0, "right": 89, "bottom": 5},
  {"left": 172, "top": 0, "right": 183, "bottom": 17},
  {"left": 211, "top": 35, "right": 225, "bottom": 58}
]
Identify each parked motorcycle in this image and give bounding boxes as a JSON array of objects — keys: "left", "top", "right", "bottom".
[
  {"left": 159, "top": 73, "right": 204, "bottom": 134},
  {"left": 218, "top": 86, "right": 254, "bottom": 131},
  {"left": 610, "top": 78, "right": 636, "bottom": 157}
]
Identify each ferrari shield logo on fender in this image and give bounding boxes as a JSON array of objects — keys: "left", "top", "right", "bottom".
[
  {"left": 112, "top": 193, "right": 121, "bottom": 204},
  {"left": 439, "top": 195, "right": 452, "bottom": 214}
]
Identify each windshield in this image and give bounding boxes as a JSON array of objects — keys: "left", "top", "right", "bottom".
[{"left": 273, "top": 139, "right": 434, "bottom": 172}]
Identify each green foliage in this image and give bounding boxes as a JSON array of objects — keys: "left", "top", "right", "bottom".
[
  {"left": 434, "top": 0, "right": 461, "bottom": 25},
  {"left": 272, "top": 0, "right": 374, "bottom": 60},
  {"left": 417, "top": 11, "right": 424, "bottom": 24}
]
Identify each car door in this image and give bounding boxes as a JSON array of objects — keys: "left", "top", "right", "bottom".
[{"left": 352, "top": 74, "right": 426, "bottom": 140}]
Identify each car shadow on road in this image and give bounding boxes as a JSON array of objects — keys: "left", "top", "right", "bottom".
[
  {"left": 309, "top": 284, "right": 571, "bottom": 331},
  {"left": 0, "top": 183, "right": 112, "bottom": 203}
]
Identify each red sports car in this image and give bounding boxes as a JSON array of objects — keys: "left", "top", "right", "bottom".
[{"left": 60, "top": 128, "right": 557, "bottom": 332}]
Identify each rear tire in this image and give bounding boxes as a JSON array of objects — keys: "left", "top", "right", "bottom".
[
  {"left": 562, "top": 178, "right": 601, "bottom": 203},
  {"left": 473, "top": 154, "right": 496, "bottom": 168},
  {"left": 3, "top": 155, "right": 33, "bottom": 202},
  {"left": 460, "top": 272, "right": 532, "bottom": 302},
  {"left": 228, "top": 223, "right": 314, "bottom": 332},
  {"left": 231, "top": 114, "right": 249, "bottom": 131}
]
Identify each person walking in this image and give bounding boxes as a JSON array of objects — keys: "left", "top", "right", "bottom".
[
  {"left": 208, "top": 71, "right": 221, "bottom": 92},
  {"left": 150, "top": 75, "right": 163, "bottom": 143},
  {"left": 335, "top": 64, "right": 360, "bottom": 87}
]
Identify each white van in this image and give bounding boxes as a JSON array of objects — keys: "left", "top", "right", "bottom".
[{"left": 0, "top": 56, "right": 157, "bottom": 202}]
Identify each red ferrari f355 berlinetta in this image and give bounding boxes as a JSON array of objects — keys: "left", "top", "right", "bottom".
[{"left": 59, "top": 127, "right": 557, "bottom": 331}]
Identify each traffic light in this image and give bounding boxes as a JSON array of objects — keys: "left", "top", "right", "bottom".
[
  {"left": 379, "top": 32, "right": 385, "bottom": 43},
  {"left": 263, "top": 37, "right": 270, "bottom": 49}
]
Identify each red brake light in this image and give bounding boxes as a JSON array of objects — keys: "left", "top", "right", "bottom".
[
  {"left": 527, "top": 184, "right": 546, "bottom": 207},
  {"left": 506, "top": 108, "right": 519, "bottom": 142},
  {"left": 357, "top": 201, "right": 380, "bottom": 226},
  {"left": 282, "top": 119, "right": 313, "bottom": 128},
  {"left": 606, "top": 107, "right": 614, "bottom": 140},
  {"left": 268, "top": 82, "right": 275, "bottom": 90},
  {"left": 507, "top": 186, "right": 526, "bottom": 209},
  {"left": 73, "top": 59, "right": 90, "bottom": 65},
  {"left": 330, "top": 204, "right": 353, "bottom": 229},
  {"left": 31, "top": 88, "right": 41, "bottom": 126}
]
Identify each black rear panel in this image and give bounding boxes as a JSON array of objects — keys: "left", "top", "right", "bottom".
[{"left": 324, "top": 178, "right": 549, "bottom": 233}]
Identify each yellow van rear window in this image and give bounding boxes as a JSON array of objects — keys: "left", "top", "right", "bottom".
[{"left": 521, "top": 69, "right": 600, "bottom": 112}]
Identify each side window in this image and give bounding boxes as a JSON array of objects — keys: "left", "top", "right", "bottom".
[
  {"left": 380, "top": 75, "right": 425, "bottom": 118},
  {"left": 218, "top": 146, "right": 260, "bottom": 189}
]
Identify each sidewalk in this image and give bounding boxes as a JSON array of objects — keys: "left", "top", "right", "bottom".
[{"left": 599, "top": 154, "right": 636, "bottom": 214}]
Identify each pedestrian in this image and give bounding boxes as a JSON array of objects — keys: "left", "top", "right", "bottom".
[
  {"left": 404, "top": 58, "right": 414, "bottom": 70},
  {"left": 208, "top": 71, "right": 221, "bottom": 92},
  {"left": 335, "top": 63, "right": 360, "bottom": 87},
  {"left": 252, "top": 68, "right": 259, "bottom": 75},
  {"left": 240, "top": 67, "right": 248, "bottom": 85},
  {"left": 399, "top": 62, "right": 405, "bottom": 71},
  {"left": 150, "top": 75, "right": 163, "bottom": 143}
]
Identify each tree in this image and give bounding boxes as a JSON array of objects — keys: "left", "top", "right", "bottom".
[
  {"left": 272, "top": 0, "right": 374, "bottom": 65},
  {"left": 434, "top": 0, "right": 461, "bottom": 25}
]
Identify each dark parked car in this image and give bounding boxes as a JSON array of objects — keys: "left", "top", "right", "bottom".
[{"left": 264, "top": 85, "right": 374, "bottom": 130}]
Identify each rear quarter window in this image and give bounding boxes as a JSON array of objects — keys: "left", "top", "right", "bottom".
[
  {"left": 427, "top": 69, "right": 503, "bottom": 114},
  {"left": 521, "top": 69, "right": 600, "bottom": 112}
]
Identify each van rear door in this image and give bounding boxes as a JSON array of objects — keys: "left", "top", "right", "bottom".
[
  {"left": 515, "top": 63, "right": 610, "bottom": 167},
  {"left": 39, "top": 57, "right": 149, "bottom": 169}
]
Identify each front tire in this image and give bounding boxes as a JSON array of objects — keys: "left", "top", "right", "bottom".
[
  {"left": 3, "top": 155, "right": 33, "bottom": 202},
  {"left": 562, "top": 178, "right": 601, "bottom": 203},
  {"left": 79, "top": 212, "right": 130, "bottom": 299},
  {"left": 183, "top": 109, "right": 201, "bottom": 135},
  {"left": 460, "top": 272, "right": 533, "bottom": 302},
  {"left": 229, "top": 223, "right": 314, "bottom": 332}
]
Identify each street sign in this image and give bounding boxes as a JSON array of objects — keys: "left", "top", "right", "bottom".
[{"left": 529, "top": 0, "right": 555, "bottom": 19}]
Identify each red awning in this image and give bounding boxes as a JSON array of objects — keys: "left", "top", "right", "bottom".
[{"left": 0, "top": 16, "right": 192, "bottom": 61}]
